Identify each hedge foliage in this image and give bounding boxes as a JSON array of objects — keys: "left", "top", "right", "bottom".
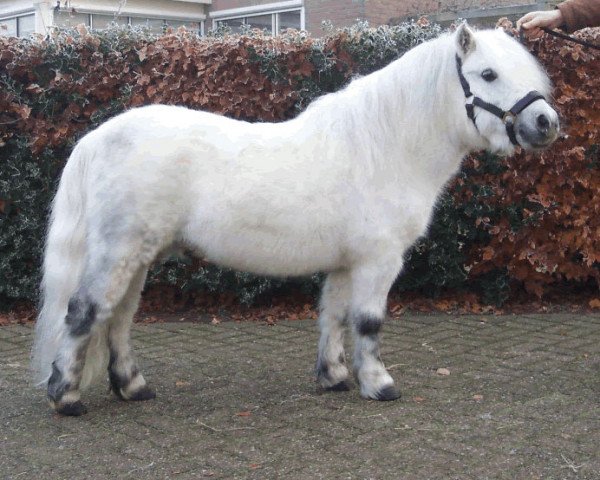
[
  {"left": 460, "top": 30, "right": 600, "bottom": 300},
  {"left": 0, "top": 21, "right": 598, "bottom": 309}
]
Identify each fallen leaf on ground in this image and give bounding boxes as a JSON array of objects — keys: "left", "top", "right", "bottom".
[
  {"left": 472, "top": 394, "right": 484, "bottom": 401},
  {"left": 588, "top": 298, "right": 600, "bottom": 309},
  {"left": 236, "top": 411, "right": 252, "bottom": 417}
]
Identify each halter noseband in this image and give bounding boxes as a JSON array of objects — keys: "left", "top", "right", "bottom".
[{"left": 455, "top": 55, "right": 545, "bottom": 146}]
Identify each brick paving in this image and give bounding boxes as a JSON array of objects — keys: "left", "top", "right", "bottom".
[{"left": 1, "top": 314, "right": 599, "bottom": 479}]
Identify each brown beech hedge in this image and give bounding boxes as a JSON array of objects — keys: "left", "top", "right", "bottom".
[{"left": 0, "top": 22, "right": 598, "bottom": 308}]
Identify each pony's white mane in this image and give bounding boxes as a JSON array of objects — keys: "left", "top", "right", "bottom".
[
  {"left": 294, "top": 32, "right": 459, "bottom": 180},
  {"left": 293, "top": 28, "right": 550, "bottom": 175}
]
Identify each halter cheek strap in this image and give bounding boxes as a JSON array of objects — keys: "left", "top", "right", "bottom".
[{"left": 455, "top": 55, "right": 545, "bottom": 146}]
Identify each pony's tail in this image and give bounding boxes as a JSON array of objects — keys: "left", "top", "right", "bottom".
[{"left": 31, "top": 142, "right": 108, "bottom": 388}]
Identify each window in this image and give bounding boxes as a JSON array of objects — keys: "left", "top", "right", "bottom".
[
  {"left": 130, "top": 17, "right": 165, "bottom": 33},
  {"left": 0, "top": 18, "right": 17, "bottom": 37},
  {"left": 245, "top": 14, "right": 272, "bottom": 34},
  {"left": 219, "top": 17, "right": 244, "bottom": 34},
  {"left": 278, "top": 10, "right": 301, "bottom": 33},
  {"left": 0, "top": 14, "right": 35, "bottom": 37},
  {"left": 53, "top": 10, "right": 202, "bottom": 35},
  {"left": 90, "top": 14, "right": 128, "bottom": 30},
  {"left": 130, "top": 17, "right": 202, "bottom": 34},
  {"left": 216, "top": 8, "right": 302, "bottom": 35},
  {"left": 18, "top": 15, "right": 35, "bottom": 37},
  {"left": 165, "top": 19, "right": 201, "bottom": 33},
  {"left": 54, "top": 10, "right": 90, "bottom": 28}
]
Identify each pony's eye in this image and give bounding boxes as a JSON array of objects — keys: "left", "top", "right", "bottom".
[{"left": 481, "top": 69, "right": 497, "bottom": 82}]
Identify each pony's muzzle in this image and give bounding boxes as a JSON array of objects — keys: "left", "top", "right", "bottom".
[{"left": 517, "top": 102, "right": 560, "bottom": 150}]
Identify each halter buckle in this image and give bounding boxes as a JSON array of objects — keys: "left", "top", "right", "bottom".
[{"left": 502, "top": 111, "right": 516, "bottom": 126}]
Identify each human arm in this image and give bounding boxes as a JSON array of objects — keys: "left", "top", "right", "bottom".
[
  {"left": 517, "top": 0, "right": 600, "bottom": 36},
  {"left": 557, "top": 0, "right": 600, "bottom": 32}
]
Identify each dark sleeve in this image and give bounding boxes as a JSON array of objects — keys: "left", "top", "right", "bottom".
[{"left": 557, "top": 0, "right": 600, "bottom": 32}]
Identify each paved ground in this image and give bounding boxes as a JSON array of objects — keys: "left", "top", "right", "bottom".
[{"left": 0, "top": 314, "right": 599, "bottom": 480}]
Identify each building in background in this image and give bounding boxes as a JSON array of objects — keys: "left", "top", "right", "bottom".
[
  {"left": 1, "top": 0, "right": 556, "bottom": 38},
  {"left": 209, "top": 0, "right": 303, "bottom": 34},
  {"left": 196, "top": 0, "right": 555, "bottom": 33},
  {"left": 0, "top": 0, "right": 209, "bottom": 37}
]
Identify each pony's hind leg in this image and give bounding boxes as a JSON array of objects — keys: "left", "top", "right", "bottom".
[
  {"left": 47, "top": 284, "right": 109, "bottom": 416},
  {"left": 107, "top": 266, "right": 155, "bottom": 401},
  {"left": 47, "top": 330, "right": 93, "bottom": 416},
  {"left": 349, "top": 255, "right": 403, "bottom": 401},
  {"left": 316, "top": 271, "right": 352, "bottom": 391},
  {"left": 48, "top": 231, "right": 165, "bottom": 415}
]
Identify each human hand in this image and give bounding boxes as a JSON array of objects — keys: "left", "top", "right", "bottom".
[{"left": 516, "top": 10, "right": 563, "bottom": 38}]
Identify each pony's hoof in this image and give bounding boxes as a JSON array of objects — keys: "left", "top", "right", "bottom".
[
  {"left": 325, "top": 380, "right": 351, "bottom": 392},
  {"left": 110, "top": 372, "right": 156, "bottom": 401},
  {"left": 55, "top": 400, "right": 88, "bottom": 416},
  {"left": 127, "top": 385, "right": 156, "bottom": 402},
  {"left": 373, "top": 385, "right": 401, "bottom": 401}
]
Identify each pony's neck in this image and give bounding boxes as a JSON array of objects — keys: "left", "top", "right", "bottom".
[{"left": 298, "top": 34, "right": 481, "bottom": 187}]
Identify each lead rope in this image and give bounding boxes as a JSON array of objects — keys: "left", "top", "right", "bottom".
[{"left": 540, "top": 27, "right": 600, "bottom": 51}]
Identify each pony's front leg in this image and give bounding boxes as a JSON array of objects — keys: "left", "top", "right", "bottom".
[
  {"left": 316, "top": 271, "right": 352, "bottom": 391},
  {"left": 349, "top": 256, "right": 403, "bottom": 401}
]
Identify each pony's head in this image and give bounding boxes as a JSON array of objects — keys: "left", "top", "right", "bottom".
[{"left": 454, "top": 23, "right": 559, "bottom": 154}]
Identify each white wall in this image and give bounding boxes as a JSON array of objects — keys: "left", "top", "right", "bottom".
[
  {"left": 67, "top": 0, "right": 208, "bottom": 20},
  {"left": 0, "top": 0, "right": 34, "bottom": 18}
]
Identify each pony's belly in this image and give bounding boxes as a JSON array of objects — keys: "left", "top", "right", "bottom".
[{"left": 185, "top": 224, "right": 344, "bottom": 276}]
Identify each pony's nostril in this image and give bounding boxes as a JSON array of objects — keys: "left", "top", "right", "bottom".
[{"left": 537, "top": 114, "right": 550, "bottom": 132}]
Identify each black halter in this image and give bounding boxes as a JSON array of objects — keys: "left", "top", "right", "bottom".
[{"left": 455, "top": 55, "right": 545, "bottom": 146}]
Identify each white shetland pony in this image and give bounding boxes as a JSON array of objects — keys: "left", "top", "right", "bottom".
[{"left": 32, "top": 24, "right": 559, "bottom": 415}]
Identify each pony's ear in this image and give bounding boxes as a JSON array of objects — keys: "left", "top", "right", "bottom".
[{"left": 456, "top": 22, "right": 476, "bottom": 57}]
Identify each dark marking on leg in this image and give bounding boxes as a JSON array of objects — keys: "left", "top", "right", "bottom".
[
  {"left": 48, "top": 362, "right": 89, "bottom": 416},
  {"left": 108, "top": 372, "right": 127, "bottom": 400},
  {"left": 338, "top": 353, "right": 346, "bottom": 365},
  {"left": 65, "top": 295, "right": 97, "bottom": 337},
  {"left": 316, "top": 357, "right": 351, "bottom": 392},
  {"left": 357, "top": 314, "right": 383, "bottom": 336},
  {"left": 374, "top": 385, "right": 401, "bottom": 401},
  {"left": 108, "top": 348, "right": 127, "bottom": 399},
  {"left": 108, "top": 348, "right": 155, "bottom": 401},
  {"left": 47, "top": 362, "right": 69, "bottom": 403},
  {"left": 315, "top": 361, "right": 330, "bottom": 382}
]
